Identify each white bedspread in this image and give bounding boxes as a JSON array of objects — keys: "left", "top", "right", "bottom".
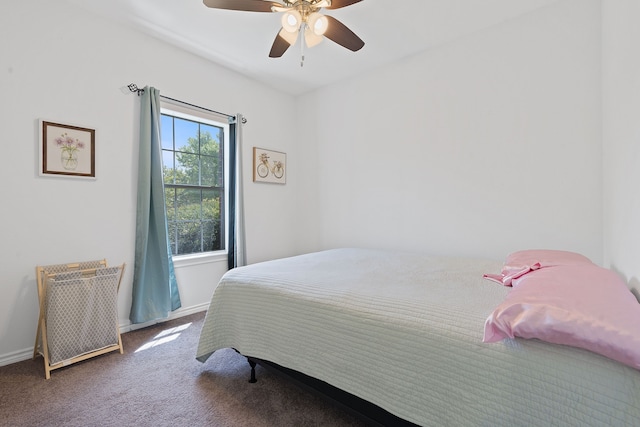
[{"left": 196, "top": 248, "right": 640, "bottom": 426}]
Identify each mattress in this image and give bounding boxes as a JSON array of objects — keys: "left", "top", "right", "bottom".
[{"left": 196, "top": 248, "right": 640, "bottom": 426}]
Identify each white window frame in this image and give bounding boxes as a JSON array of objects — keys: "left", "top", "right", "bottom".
[{"left": 160, "top": 99, "right": 230, "bottom": 267}]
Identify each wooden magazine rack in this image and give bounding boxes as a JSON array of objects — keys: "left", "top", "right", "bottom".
[{"left": 33, "top": 260, "right": 125, "bottom": 379}]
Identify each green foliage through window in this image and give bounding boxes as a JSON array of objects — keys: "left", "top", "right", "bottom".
[{"left": 161, "top": 113, "right": 226, "bottom": 256}]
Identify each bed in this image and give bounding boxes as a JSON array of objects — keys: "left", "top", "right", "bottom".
[{"left": 196, "top": 248, "right": 640, "bottom": 426}]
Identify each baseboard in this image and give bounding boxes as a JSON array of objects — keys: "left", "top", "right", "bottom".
[
  {"left": 0, "top": 348, "right": 36, "bottom": 368},
  {"left": 118, "top": 302, "right": 209, "bottom": 333},
  {"left": 0, "top": 303, "right": 209, "bottom": 367}
]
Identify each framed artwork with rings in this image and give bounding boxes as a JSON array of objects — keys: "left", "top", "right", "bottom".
[{"left": 253, "top": 147, "right": 286, "bottom": 184}]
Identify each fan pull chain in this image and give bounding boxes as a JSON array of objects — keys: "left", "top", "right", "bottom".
[{"left": 300, "top": 24, "right": 306, "bottom": 67}]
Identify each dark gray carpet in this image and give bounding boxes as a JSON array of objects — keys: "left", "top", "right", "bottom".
[{"left": 0, "top": 312, "right": 368, "bottom": 427}]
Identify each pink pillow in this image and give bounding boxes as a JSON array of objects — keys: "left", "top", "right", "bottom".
[
  {"left": 483, "top": 264, "right": 640, "bottom": 370},
  {"left": 484, "top": 249, "right": 593, "bottom": 286}
]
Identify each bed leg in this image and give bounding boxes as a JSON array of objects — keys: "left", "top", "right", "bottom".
[{"left": 248, "top": 358, "right": 257, "bottom": 383}]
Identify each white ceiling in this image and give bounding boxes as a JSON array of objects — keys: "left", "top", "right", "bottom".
[{"left": 65, "top": 0, "right": 561, "bottom": 96}]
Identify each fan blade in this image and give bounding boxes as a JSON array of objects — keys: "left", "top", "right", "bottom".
[
  {"left": 323, "top": 15, "right": 364, "bottom": 51},
  {"left": 203, "top": 0, "right": 282, "bottom": 12},
  {"left": 325, "top": 0, "right": 363, "bottom": 10},
  {"left": 269, "top": 29, "right": 292, "bottom": 57}
]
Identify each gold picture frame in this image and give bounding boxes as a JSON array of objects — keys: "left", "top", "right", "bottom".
[
  {"left": 253, "top": 147, "right": 286, "bottom": 184},
  {"left": 40, "top": 120, "right": 96, "bottom": 179}
]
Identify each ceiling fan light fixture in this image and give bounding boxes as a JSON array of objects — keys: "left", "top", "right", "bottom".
[
  {"left": 282, "top": 10, "right": 302, "bottom": 33},
  {"left": 304, "top": 26, "right": 323, "bottom": 47},
  {"left": 279, "top": 27, "right": 298, "bottom": 45},
  {"left": 307, "top": 12, "right": 328, "bottom": 36},
  {"left": 202, "top": 0, "right": 365, "bottom": 60}
]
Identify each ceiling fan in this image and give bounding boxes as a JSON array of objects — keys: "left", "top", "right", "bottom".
[{"left": 203, "top": 0, "right": 365, "bottom": 64}]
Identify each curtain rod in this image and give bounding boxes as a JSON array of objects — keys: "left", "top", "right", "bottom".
[{"left": 127, "top": 83, "right": 247, "bottom": 124}]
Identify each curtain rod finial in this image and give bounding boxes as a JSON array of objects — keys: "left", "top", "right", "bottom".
[{"left": 126, "top": 83, "right": 144, "bottom": 96}]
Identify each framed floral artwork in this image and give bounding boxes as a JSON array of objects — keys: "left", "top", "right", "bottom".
[{"left": 40, "top": 120, "right": 96, "bottom": 178}]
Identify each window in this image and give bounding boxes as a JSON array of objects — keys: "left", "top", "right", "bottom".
[{"left": 160, "top": 104, "right": 229, "bottom": 257}]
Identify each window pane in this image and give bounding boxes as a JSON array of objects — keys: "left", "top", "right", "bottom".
[
  {"left": 175, "top": 153, "right": 200, "bottom": 185},
  {"left": 202, "top": 190, "right": 222, "bottom": 251},
  {"left": 200, "top": 125, "right": 221, "bottom": 187},
  {"left": 166, "top": 187, "right": 177, "bottom": 254},
  {"left": 202, "top": 190, "right": 220, "bottom": 222},
  {"left": 203, "top": 220, "right": 221, "bottom": 252},
  {"left": 176, "top": 188, "right": 201, "bottom": 221},
  {"left": 160, "top": 115, "right": 173, "bottom": 150},
  {"left": 174, "top": 118, "right": 198, "bottom": 153},
  {"left": 165, "top": 188, "right": 176, "bottom": 221},
  {"left": 201, "top": 155, "right": 217, "bottom": 187},
  {"left": 176, "top": 221, "right": 201, "bottom": 255},
  {"left": 200, "top": 125, "right": 220, "bottom": 154},
  {"left": 167, "top": 221, "right": 177, "bottom": 255},
  {"left": 162, "top": 150, "right": 175, "bottom": 184}
]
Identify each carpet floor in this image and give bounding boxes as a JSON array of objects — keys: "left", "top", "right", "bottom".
[{"left": 0, "top": 312, "right": 368, "bottom": 427}]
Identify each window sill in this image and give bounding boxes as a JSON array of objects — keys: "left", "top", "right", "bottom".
[{"left": 172, "top": 251, "right": 227, "bottom": 268}]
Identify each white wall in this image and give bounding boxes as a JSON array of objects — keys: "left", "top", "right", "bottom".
[
  {"left": 602, "top": 0, "right": 640, "bottom": 296},
  {"left": 296, "top": 0, "right": 603, "bottom": 262},
  {"left": 4, "top": 0, "right": 637, "bottom": 366},
  {"left": 0, "top": 0, "right": 297, "bottom": 364}
]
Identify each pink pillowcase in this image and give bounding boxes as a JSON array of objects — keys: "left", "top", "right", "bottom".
[
  {"left": 484, "top": 249, "right": 593, "bottom": 286},
  {"left": 484, "top": 264, "right": 640, "bottom": 370}
]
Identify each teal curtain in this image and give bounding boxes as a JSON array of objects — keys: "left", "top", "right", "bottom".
[
  {"left": 227, "top": 114, "right": 247, "bottom": 269},
  {"left": 130, "top": 86, "right": 181, "bottom": 324}
]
